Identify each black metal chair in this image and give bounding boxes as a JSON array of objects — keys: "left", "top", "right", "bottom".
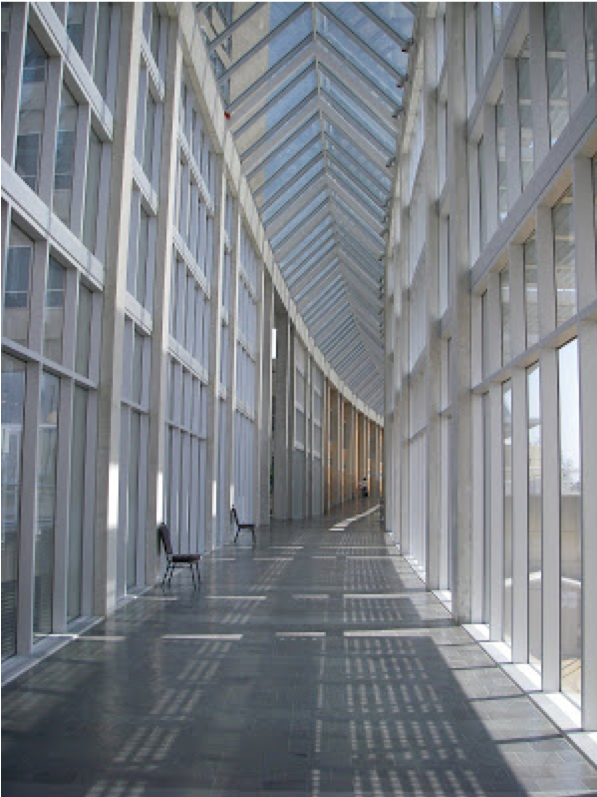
[
  {"left": 158, "top": 523, "right": 201, "bottom": 589},
  {"left": 231, "top": 506, "right": 256, "bottom": 546}
]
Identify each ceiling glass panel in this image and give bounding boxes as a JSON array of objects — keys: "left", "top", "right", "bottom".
[
  {"left": 248, "top": 116, "right": 319, "bottom": 187},
  {"left": 317, "top": 11, "right": 401, "bottom": 104},
  {"left": 324, "top": 2, "right": 409, "bottom": 73},
  {"left": 324, "top": 122, "right": 391, "bottom": 189},
  {"left": 326, "top": 141, "right": 387, "bottom": 203},
  {"left": 364, "top": 2, "right": 415, "bottom": 39},
  {"left": 270, "top": 192, "right": 329, "bottom": 248},
  {"left": 236, "top": 70, "right": 318, "bottom": 153},
  {"left": 229, "top": 10, "right": 312, "bottom": 102},
  {"left": 196, "top": 1, "right": 415, "bottom": 415},
  {"left": 263, "top": 160, "right": 325, "bottom": 223},
  {"left": 256, "top": 138, "right": 322, "bottom": 204},
  {"left": 279, "top": 218, "right": 334, "bottom": 267},
  {"left": 225, "top": 3, "right": 303, "bottom": 66},
  {"left": 320, "top": 76, "right": 395, "bottom": 153},
  {"left": 283, "top": 227, "right": 335, "bottom": 276}
]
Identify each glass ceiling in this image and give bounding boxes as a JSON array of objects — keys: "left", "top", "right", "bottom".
[{"left": 197, "top": 2, "right": 415, "bottom": 414}]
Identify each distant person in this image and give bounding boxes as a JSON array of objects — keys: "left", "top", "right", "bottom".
[{"left": 360, "top": 476, "right": 368, "bottom": 497}]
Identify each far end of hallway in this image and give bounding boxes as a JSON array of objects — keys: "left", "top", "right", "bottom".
[{"left": 2, "top": 505, "right": 596, "bottom": 797}]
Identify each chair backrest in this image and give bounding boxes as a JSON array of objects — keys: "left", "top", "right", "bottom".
[
  {"left": 230, "top": 505, "right": 239, "bottom": 527},
  {"left": 158, "top": 523, "right": 173, "bottom": 556}
]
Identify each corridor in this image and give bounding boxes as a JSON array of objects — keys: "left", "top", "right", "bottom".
[{"left": 3, "top": 506, "right": 596, "bottom": 797}]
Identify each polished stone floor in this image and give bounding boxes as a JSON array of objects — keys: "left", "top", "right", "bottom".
[{"left": 3, "top": 504, "right": 597, "bottom": 796}]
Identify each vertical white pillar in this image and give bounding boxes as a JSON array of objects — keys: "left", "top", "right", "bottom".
[
  {"left": 204, "top": 158, "right": 226, "bottom": 551},
  {"left": 94, "top": 3, "right": 141, "bottom": 615},
  {"left": 146, "top": 18, "right": 182, "bottom": 581},
  {"left": 257, "top": 272, "right": 274, "bottom": 527}
]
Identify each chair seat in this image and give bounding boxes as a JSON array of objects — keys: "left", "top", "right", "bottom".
[{"left": 172, "top": 553, "right": 201, "bottom": 563}]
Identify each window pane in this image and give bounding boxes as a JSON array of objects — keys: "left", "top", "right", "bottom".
[
  {"left": 143, "top": 90, "right": 156, "bottom": 180},
  {"left": 94, "top": 3, "right": 113, "bottom": 101},
  {"left": 527, "top": 363, "right": 542, "bottom": 672},
  {"left": 500, "top": 265, "right": 510, "bottom": 365},
  {"left": 16, "top": 28, "right": 48, "bottom": 192},
  {"left": 53, "top": 84, "right": 78, "bottom": 226},
  {"left": 502, "top": 381, "right": 512, "bottom": 647},
  {"left": 545, "top": 3, "right": 569, "bottom": 146},
  {"left": 68, "top": 386, "right": 87, "bottom": 621},
  {"left": 496, "top": 94, "right": 507, "bottom": 222},
  {"left": 66, "top": 2, "right": 85, "bottom": 56},
  {"left": 478, "top": 137, "right": 487, "bottom": 250},
  {"left": 586, "top": 5, "right": 596, "bottom": 89},
  {"left": 83, "top": 128, "right": 102, "bottom": 253},
  {"left": 75, "top": 283, "right": 93, "bottom": 377},
  {"left": 3, "top": 224, "right": 33, "bottom": 347},
  {"left": 43, "top": 256, "right": 66, "bottom": 363},
  {"left": 1, "top": 356, "right": 26, "bottom": 659},
  {"left": 524, "top": 236, "right": 539, "bottom": 349},
  {"left": 517, "top": 38, "right": 533, "bottom": 191},
  {"left": 34, "top": 372, "right": 60, "bottom": 637},
  {"left": 553, "top": 191, "right": 576, "bottom": 327},
  {"left": 558, "top": 339, "right": 581, "bottom": 705}
]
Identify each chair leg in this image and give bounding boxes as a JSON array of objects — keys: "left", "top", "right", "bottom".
[
  {"left": 196, "top": 562, "right": 201, "bottom": 582},
  {"left": 234, "top": 530, "right": 239, "bottom": 543},
  {"left": 252, "top": 528, "right": 256, "bottom": 546}
]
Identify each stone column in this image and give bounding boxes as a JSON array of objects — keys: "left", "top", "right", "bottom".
[
  {"left": 93, "top": 4, "right": 142, "bottom": 615},
  {"left": 146, "top": 17, "right": 182, "bottom": 583},
  {"left": 257, "top": 272, "right": 274, "bottom": 526},
  {"left": 447, "top": 3, "right": 473, "bottom": 624},
  {"left": 273, "top": 309, "right": 291, "bottom": 519},
  {"left": 204, "top": 159, "right": 227, "bottom": 552}
]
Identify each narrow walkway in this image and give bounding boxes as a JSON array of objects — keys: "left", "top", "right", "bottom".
[{"left": 3, "top": 506, "right": 596, "bottom": 797}]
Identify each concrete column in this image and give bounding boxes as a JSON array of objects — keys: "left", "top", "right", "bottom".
[
  {"left": 93, "top": 4, "right": 142, "bottom": 615},
  {"left": 329, "top": 387, "right": 340, "bottom": 508},
  {"left": 146, "top": 18, "right": 182, "bottom": 582},
  {"left": 511, "top": 367, "right": 529, "bottom": 662},
  {"left": 489, "top": 382, "right": 504, "bottom": 641},
  {"left": 580, "top": 319, "right": 597, "bottom": 729},
  {"left": 447, "top": 3, "right": 474, "bottom": 624},
  {"left": 225, "top": 202, "right": 241, "bottom": 540},
  {"left": 273, "top": 309, "right": 291, "bottom": 519},
  {"left": 305, "top": 355, "right": 313, "bottom": 517},
  {"left": 257, "top": 272, "right": 274, "bottom": 526},
  {"left": 541, "top": 348, "right": 560, "bottom": 692},
  {"left": 574, "top": 155, "right": 597, "bottom": 310},
  {"left": 323, "top": 379, "right": 331, "bottom": 514},
  {"left": 424, "top": 16, "right": 442, "bottom": 589},
  {"left": 204, "top": 159, "right": 227, "bottom": 551}
]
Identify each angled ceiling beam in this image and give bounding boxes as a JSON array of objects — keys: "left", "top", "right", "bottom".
[
  {"left": 208, "top": 4, "right": 263, "bottom": 53},
  {"left": 324, "top": 133, "right": 389, "bottom": 196},
  {"left": 325, "top": 174, "right": 384, "bottom": 236},
  {"left": 321, "top": 92, "right": 393, "bottom": 158},
  {"left": 246, "top": 111, "right": 319, "bottom": 182},
  {"left": 319, "top": 98, "right": 388, "bottom": 171},
  {"left": 253, "top": 133, "right": 320, "bottom": 202},
  {"left": 233, "top": 62, "right": 316, "bottom": 139},
  {"left": 219, "top": 4, "right": 309, "bottom": 82},
  {"left": 263, "top": 168, "right": 327, "bottom": 233},
  {"left": 291, "top": 249, "right": 338, "bottom": 294},
  {"left": 278, "top": 211, "right": 333, "bottom": 265},
  {"left": 285, "top": 232, "right": 336, "bottom": 284},
  {"left": 285, "top": 238, "right": 336, "bottom": 289},
  {"left": 315, "top": 37, "right": 396, "bottom": 117},
  {"left": 228, "top": 36, "right": 315, "bottom": 118},
  {"left": 274, "top": 200, "right": 330, "bottom": 256},
  {"left": 327, "top": 155, "right": 385, "bottom": 213},
  {"left": 356, "top": 3, "right": 413, "bottom": 50},
  {"left": 261, "top": 151, "right": 324, "bottom": 214},
  {"left": 318, "top": 4, "right": 405, "bottom": 82},
  {"left": 318, "top": 63, "right": 397, "bottom": 141},
  {"left": 241, "top": 90, "right": 319, "bottom": 163}
]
